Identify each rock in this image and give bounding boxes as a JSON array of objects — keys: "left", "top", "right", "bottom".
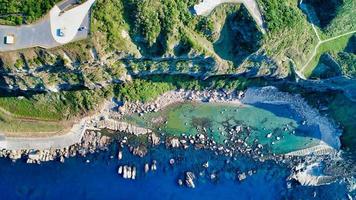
[
  {"left": 235, "top": 125, "right": 243, "bottom": 134},
  {"left": 169, "top": 159, "right": 175, "bottom": 165},
  {"left": 198, "top": 134, "right": 205, "bottom": 140},
  {"left": 238, "top": 91, "right": 244, "bottom": 99},
  {"left": 127, "top": 166, "right": 132, "bottom": 179},
  {"left": 203, "top": 161, "right": 209, "bottom": 168},
  {"left": 210, "top": 173, "right": 216, "bottom": 180},
  {"left": 132, "top": 167, "right": 136, "bottom": 180},
  {"left": 178, "top": 179, "right": 183, "bottom": 186},
  {"left": 144, "top": 163, "right": 150, "bottom": 173},
  {"left": 266, "top": 133, "right": 272, "bottom": 138},
  {"left": 238, "top": 173, "right": 247, "bottom": 181},
  {"left": 118, "top": 151, "right": 123, "bottom": 160},
  {"left": 150, "top": 133, "right": 160, "bottom": 146},
  {"left": 60, "top": 156, "right": 65, "bottom": 163},
  {"left": 151, "top": 160, "right": 157, "bottom": 171},
  {"left": 123, "top": 166, "right": 128, "bottom": 179},
  {"left": 96, "top": 120, "right": 152, "bottom": 135},
  {"left": 118, "top": 166, "right": 123, "bottom": 174},
  {"left": 168, "top": 138, "right": 180, "bottom": 148},
  {"left": 99, "top": 135, "right": 111, "bottom": 148},
  {"left": 287, "top": 182, "right": 292, "bottom": 189},
  {"left": 185, "top": 172, "right": 196, "bottom": 188},
  {"left": 132, "top": 146, "right": 147, "bottom": 157}
]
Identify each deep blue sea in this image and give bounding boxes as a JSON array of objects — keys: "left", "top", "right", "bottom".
[{"left": 0, "top": 144, "right": 351, "bottom": 200}]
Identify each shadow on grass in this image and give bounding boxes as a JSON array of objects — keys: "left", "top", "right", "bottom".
[
  {"left": 344, "top": 35, "right": 356, "bottom": 54},
  {"left": 213, "top": 6, "right": 262, "bottom": 67},
  {"left": 302, "top": 0, "right": 343, "bottom": 29},
  {"left": 310, "top": 53, "right": 341, "bottom": 79}
]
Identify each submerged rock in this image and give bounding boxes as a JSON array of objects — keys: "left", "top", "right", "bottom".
[
  {"left": 144, "top": 163, "right": 150, "bottom": 173},
  {"left": 132, "top": 146, "right": 148, "bottom": 157},
  {"left": 118, "top": 151, "right": 123, "bottom": 160},
  {"left": 238, "top": 172, "right": 247, "bottom": 181},
  {"left": 177, "top": 179, "right": 183, "bottom": 186},
  {"left": 185, "top": 172, "right": 196, "bottom": 188},
  {"left": 203, "top": 161, "right": 209, "bottom": 168},
  {"left": 151, "top": 160, "right": 157, "bottom": 171}
]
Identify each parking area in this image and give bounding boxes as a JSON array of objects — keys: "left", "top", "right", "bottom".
[{"left": 0, "top": 0, "right": 94, "bottom": 52}]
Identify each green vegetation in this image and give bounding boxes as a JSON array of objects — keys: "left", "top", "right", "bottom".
[
  {"left": 0, "top": 87, "right": 112, "bottom": 135},
  {"left": 257, "top": 0, "right": 317, "bottom": 71},
  {"left": 304, "top": 34, "right": 354, "bottom": 77},
  {"left": 322, "top": 0, "right": 356, "bottom": 38},
  {"left": 0, "top": 0, "right": 60, "bottom": 25},
  {"left": 0, "top": 111, "right": 64, "bottom": 136},
  {"left": 0, "top": 88, "right": 112, "bottom": 121},
  {"left": 91, "top": 0, "right": 199, "bottom": 55},
  {"left": 115, "top": 75, "right": 266, "bottom": 103},
  {"left": 115, "top": 79, "right": 174, "bottom": 102},
  {"left": 305, "top": 0, "right": 356, "bottom": 38},
  {"left": 336, "top": 52, "right": 356, "bottom": 77},
  {"left": 257, "top": 0, "right": 300, "bottom": 32},
  {"left": 125, "top": 0, "right": 197, "bottom": 48},
  {"left": 213, "top": 5, "right": 262, "bottom": 66},
  {"left": 91, "top": 0, "right": 140, "bottom": 54}
]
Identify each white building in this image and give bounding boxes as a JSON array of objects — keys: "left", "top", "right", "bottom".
[{"left": 4, "top": 35, "right": 15, "bottom": 44}]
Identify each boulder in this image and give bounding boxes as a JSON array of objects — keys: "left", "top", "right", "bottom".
[{"left": 185, "top": 172, "right": 196, "bottom": 188}]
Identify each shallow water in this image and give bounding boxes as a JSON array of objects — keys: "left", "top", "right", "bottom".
[
  {"left": 126, "top": 102, "right": 321, "bottom": 154},
  {"left": 0, "top": 144, "right": 350, "bottom": 200}
]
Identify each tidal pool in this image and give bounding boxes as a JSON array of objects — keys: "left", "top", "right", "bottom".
[{"left": 125, "top": 102, "right": 321, "bottom": 154}]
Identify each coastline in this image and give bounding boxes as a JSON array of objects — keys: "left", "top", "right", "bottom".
[
  {"left": 0, "top": 87, "right": 340, "bottom": 155},
  {"left": 242, "top": 86, "right": 341, "bottom": 155}
]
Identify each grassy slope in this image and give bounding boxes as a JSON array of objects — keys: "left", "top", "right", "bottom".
[
  {"left": 0, "top": 111, "right": 64, "bottom": 136},
  {"left": 302, "top": 0, "right": 355, "bottom": 77},
  {"left": 258, "top": 0, "right": 318, "bottom": 72},
  {"left": 90, "top": 0, "right": 140, "bottom": 56},
  {"left": 304, "top": 34, "right": 354, "bottom": 77},
  {"left": 0, "top": 88, "right": 111, "bottom": 134},
  {"left": 319, "top": 0, "right": 356, "bottom": 39}
]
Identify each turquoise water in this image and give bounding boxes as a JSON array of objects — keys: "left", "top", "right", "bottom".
[{"left": 126, "top": 102, "right": 321, "bottom": 154}]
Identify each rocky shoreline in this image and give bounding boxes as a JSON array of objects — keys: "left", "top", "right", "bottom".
[{"left": 0, "top": 87, "right": 343, "bottom": 188}]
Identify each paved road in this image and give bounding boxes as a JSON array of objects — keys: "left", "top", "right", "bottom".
[
  {"left": 0, "top": 0, "right": 93, "bottom": 52},
  {"left": 0, "top": 122, "right": 87, "bottom": 150},
  {"left": 193, "top": 0, "right": 266, "bottom": 33}
]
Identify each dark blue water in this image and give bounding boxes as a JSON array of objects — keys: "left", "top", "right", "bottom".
[{"left": 0, "top": 144, "right": 351, "bottom": 200}]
